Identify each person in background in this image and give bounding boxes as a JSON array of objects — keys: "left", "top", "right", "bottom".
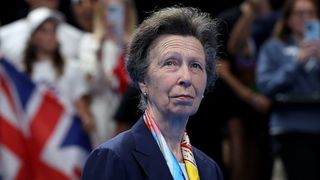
[
  {"left": 22, "top": 7, "right": 94, "bottom": 133},
  {"left": 113, "top": 84, "right": 142, "bottom": 134},
  {"left": 77, "top": 0, "right": 138, "bottom": 146},
  {"left": 0, "top": 0, "right": 83, "bottom": 69},
  {"left": 216, "top": 0, "right": 282, "bottom": 179},
  {"left": 82, "top": 6, "right": 224, "bottom": 180},
  {"left": 71, "top": 0, "right": 98, "bottom": 32},
  {"left": 111, "top": 0, "right": 143, "bottom": 132},
  {"left": 256, "top": 0, "right": 320, "bottom": 179}
]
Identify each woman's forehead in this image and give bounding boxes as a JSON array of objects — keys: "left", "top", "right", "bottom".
[{"left": 148, "top": 35, "right": 204, "bottom": 55}]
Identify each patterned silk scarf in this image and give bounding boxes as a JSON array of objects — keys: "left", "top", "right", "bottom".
[{"left": 143, "top": 110, "right": 200, "bottom": 180}]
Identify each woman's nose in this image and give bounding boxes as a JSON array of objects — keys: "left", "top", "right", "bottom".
[{"left": 178, "top": 65, "right": 192, "bottom": 87}]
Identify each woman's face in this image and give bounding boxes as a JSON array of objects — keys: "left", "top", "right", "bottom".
[
  {"left": 29, "top": 0, "right": 60, "bottom": 9},
  {"left": 73, "top": 0, "right": 97, "bottom": 32},
  {"left": 31, "top": 20, "right": 58, "bottom": 55},
  {"left": 140, "top": 35, "right": 207, "bottom": 118},
  {"left": 288, "top": 0, "right": 317, "bottom": 36}
]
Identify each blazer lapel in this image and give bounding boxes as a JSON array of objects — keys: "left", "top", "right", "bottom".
[
  {"left": 193, "top": 148, "right": 217, "bottom": 179},
  {"left": 131, "top": 118, "right": 173, "bottom": 180},
  {"left": 193, "top": 150, "right": 206, "bottom": 178}
]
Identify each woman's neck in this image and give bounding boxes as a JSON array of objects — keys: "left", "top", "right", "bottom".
[{"left": 148, "top": 107, "right": 188, "bottom": 162}]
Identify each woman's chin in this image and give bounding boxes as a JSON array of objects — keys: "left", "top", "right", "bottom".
[{"left": 168, "top": 107, "right": 198, "bottom": 118}]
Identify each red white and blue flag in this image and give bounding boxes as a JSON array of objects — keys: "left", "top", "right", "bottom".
[{"left": 0, "top": 58, "right": 92, "bottom": 180}]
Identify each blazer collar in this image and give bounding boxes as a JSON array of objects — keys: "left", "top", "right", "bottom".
[
  {"left": 131, "top": 118, "right": 173, "bottom": 180},
  {"left": 193, "top": 148, "right": 208, "bottom": 178},
  {"left": 130, "top": 118, "right": 213, "bottom": 179}
]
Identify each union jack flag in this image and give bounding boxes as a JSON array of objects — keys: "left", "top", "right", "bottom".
[{"left": 0, "top": 58, "right": 92, "bottom": 180}]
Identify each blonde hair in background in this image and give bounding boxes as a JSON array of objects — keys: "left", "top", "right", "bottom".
[
  {"left": 93, "top": 0, "right": 105, "bottom": 41},
  {"left": 124, "top": 0, "right": 138, "bottom": 37}
]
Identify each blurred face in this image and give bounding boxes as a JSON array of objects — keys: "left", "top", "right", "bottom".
[
  {"left": 73, "top": 0, "right": 97, "bottom": 32},
  {"left": 28, "top": 0, "right": 60, "bottom": 9},
  {"left": 258, "top": 0, "right": 272, "bottom": 16},
  {"left": 288, "top": 0, "right": 318, "bottom": 36},
  {"left": 31, "top": 20, "right": 58, "bottom": 55},
  {"left": 139, "top": 35, "right": 207, "bottom": 118}
]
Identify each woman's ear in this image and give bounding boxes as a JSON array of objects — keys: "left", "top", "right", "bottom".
[{"left": 138, "top": 81, "right": 147, "bottom": 95}]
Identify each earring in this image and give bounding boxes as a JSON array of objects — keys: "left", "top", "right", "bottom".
[
  {"left": 202, "top": 95, "right": 204, "bottom": 99},
  {"left": 144, "top": 92, "right": 148, "bottom": 96}
]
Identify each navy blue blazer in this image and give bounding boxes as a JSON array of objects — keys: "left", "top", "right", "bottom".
[{"left": 82, "top": 118, "right": 224, "bottom": 180}]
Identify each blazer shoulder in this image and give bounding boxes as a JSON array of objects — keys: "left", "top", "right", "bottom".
[
  {"left": 100, "top": 129, "right": 135, "bottom": 155},
  {"left": 82, "top": 130, "right": 135, "bottom": 180}
]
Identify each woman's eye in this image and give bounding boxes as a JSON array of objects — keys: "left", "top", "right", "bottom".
[
  {"left": 191, "top": 63, "right": 203, "bottom": 71},
  {"left": 164, "top": 60, "right": 176, "bottom": 66}
]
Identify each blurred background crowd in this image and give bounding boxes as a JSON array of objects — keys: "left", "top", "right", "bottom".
[{"left": 1, "top": 0, "right": 320, "bottom": 180}]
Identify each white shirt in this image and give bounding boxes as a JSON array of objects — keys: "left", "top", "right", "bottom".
[
  {"left": 0, "top": 14, "right": 84, "bottom": 70},
  {"left": 179, "top": 163, "right": 189, "bottom": 180},
  {"left": 77, "top": 33, "right": 122, "bottom": 144},
  {"left": 31, "top": 59, "right": 88, "bottom": 110}
]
